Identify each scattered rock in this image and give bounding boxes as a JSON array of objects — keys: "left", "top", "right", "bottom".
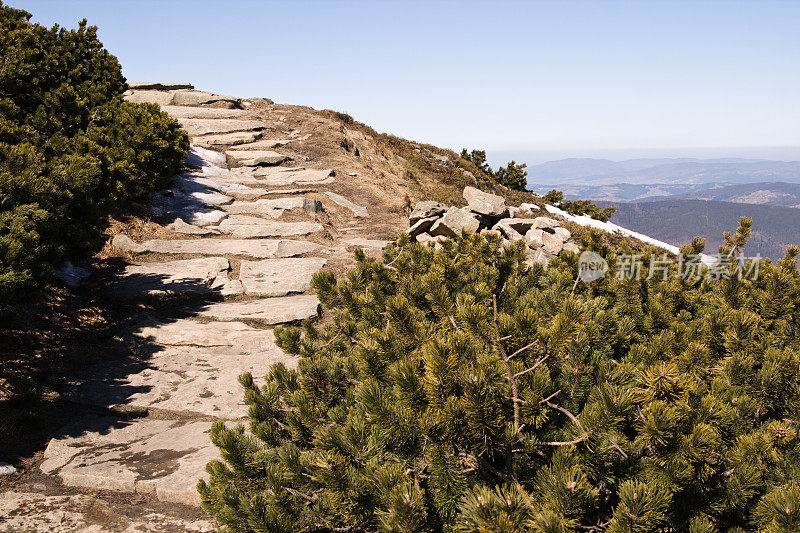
[
  {"left": 410, "top": 201, "right": 445, "bottom": 224},
  {"left": 430, "top": 207, "right": 481, "bottom": 237},
  {"left": 463, "top": 186, "right": 506, "bottom": 217},
  {"left": 216, "top": 216, "right": 323, "bottom": 238},
  {"left": 554, "top": 227, "right": 571, "bottom": 242},
  {"left": 225, "top": 149, "right": 290, "bottom": 167},
  {"left": 238, "top": 257, "right": 327, "bottom": 296},
  {"left": 408, "top": 216, "right": 438, "bottom": 238},
  {"left": 199, "top": 295, "right": 321, "bottom": 324},
  {"left": 166, "top": 217, "right": 216, "bottom": 235},
  {"left": 55, "top": 262, "right": 90, "bottom": 289},
  {"left": 533, "top": 216, "right": 559, "bottom": 229},
  {"left": 324, "top": 191, "right": 368, "bottom": 218}
]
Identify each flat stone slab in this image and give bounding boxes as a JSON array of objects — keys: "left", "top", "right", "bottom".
[
  {"left": 41, "top": 417, "right": 219, "bottom": 506},
  {"left": 113, "top": 235, "right": 320, "bottom": 258},
  {"left": 225, "top": 149, "right": 290, "bottom": 167},
  {"left": 166, "top": 218, "right": 217, "bottom": 235},
  {"left": 344, "top": 237, "right": 392, "bottom": 249},
  {"left": 193, "top": 130, "right": 263, "bottom": 148},
  {"left": 199, "top": 295, "right": 321, "bottom": 324},
  {"left": 239, "top": 257, "right": 327, "bottom": 297},
  {"left": 128, "top": 82, "right": 194, "bottom": 90},
  {"left": 161, "top": 105, "right": 247, "bottom": 119},
  {"left": 325, "top": 191, "right": 368, "bottom": 217},
  {"left": 231, "top": 138, "right": 291, "bottom": 150},
  {"left": 132, "top": 318, "right": 276, "bottom": 356},
  {"left": 216, "top": 216, "right": 323, "bottom": 238},
  {"left": 65, "top": 346, "right": 281, "bottom": 419},
  {"left": 178, "top": 118, "right": 265, "bottom": 137},
  {"left": 464, "top": 186, "right": 506, "bottom": 217},
  {"left": 170, "top": 90, "right": 240, "bottom": 107},
  {"left": 222, "top": 197, "right": 322, "bottom": 218},
  {"left": 124, "top": 90, "right": 174, "bottom": 106},
  {"left": 252, "top": 167, "right": 335, "bottom": 186},
  {"left": 0, "top": 491, "right": 214, "bottom": 532},
  {"left": 106, "top": 257, "right": 240, "bottom": 297}
]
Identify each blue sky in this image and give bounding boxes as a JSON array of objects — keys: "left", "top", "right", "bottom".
[{"left": 14, "top": 0, "right": 800, "bottom": 164}]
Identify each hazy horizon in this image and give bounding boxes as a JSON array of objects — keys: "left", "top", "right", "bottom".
[{"left": 15, "top": 0, "right": 800, "bottom": 161}]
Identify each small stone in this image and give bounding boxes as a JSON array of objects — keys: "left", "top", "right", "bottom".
[
  {"left": 429, "top": 207, "right": 481, "bottom": 238},
  {"left": 324, "top": 192, "right": 368, "bottom": 218},
  {"left": 463, "top": 186, "right": 506, "bottom": 217},
  {"left": 111, "top": 234, "right": 145, "bottom": 253},
  {"left": 533, "top": 216, "right": 559, "bottom": 229},
  {"left": 0, "top": 462, "right": 17, "bottom": 475},
  {"left": 409, "top": 201, "right": 445, "bottom": 224},
  {"left": 520, "top": 202, "right": 541, "bottom": 212},
  {"left": 55, "top": 262, "right": 91, "bottom": 289},
  {"left": 166, "top": 217, "right": 215, "bottom": 235}
]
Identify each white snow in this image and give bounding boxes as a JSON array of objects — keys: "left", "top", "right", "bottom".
[{"left": 543, "top": 204, "right": 714, "bottom": 264}]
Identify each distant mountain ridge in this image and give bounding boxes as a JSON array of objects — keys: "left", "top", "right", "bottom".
[{"left": 527, "top": 157, "right": 800, "bottom": 187}]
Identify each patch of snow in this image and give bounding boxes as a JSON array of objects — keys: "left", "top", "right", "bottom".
[
  {"left": 544, "top": 204, "right": 714, "bottom": 264},
  {"left": 0, "top": 462, "right": 18, "bottom": 475}
]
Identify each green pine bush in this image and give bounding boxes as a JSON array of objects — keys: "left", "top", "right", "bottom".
[
  {"left": 200, "top": 222, "right": 800, "bottom": 532},
  {"left": 0, "top": 2, "right": 188, "bottom": 308}
]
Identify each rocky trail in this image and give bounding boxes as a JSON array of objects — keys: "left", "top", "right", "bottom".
[
  {"left": 1, "top": 85, "right": 403, "bottom": 531},
  {"left": 1, "top": 84, "right": 604, "bottom": 531}
]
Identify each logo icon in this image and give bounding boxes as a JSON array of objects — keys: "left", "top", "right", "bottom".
[{"left": 578, "top": 251, "right": 608, "bottom": 282}]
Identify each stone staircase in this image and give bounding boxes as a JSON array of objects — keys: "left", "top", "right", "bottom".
[{"left": 1, "top": 86, "right": 394, "bottom": 531}]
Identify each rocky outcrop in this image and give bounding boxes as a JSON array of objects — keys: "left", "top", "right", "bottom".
[{"left": 407, "top": 187, "right": 578, "bottom": 265}]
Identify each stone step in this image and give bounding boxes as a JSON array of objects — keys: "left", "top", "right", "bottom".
[
  {"left": 161, "top": 105, "right": 247, "bottom": 119},
  {"left": 132, "top": 318, "right": 275, "bottom": 355},
  {"left": 65, "top": 346, "right": 280, "bottom": 419},
  {"left": 221, "top": 197, "right": 322, "bottom": 218},
  {"left": 325, "top": 191, "right": 368, "bottom": 218},
  {"left": 230, "top": 138, "right": 291, "bottom": 150},
  {"left": 178, "top": 118, "right": 265, "bottom": 137},
  {"left": 239, "top": 257, "right": 327, "bottom": 297},
  {"left": 215, "top": 216, "right": 323, "bottom": 238},
  {"left": 0, "top": 491, "right": 214, "bottom": 532},
  {"left": 112, "top": 235, "right": 320, "bottom": 259},
  {"left": 192, "top": 130, "right": 263, "bottom": 148},
  {"left": 105, "top": 257, "right": 242, "bottom": 297},
  {"left": 128, "top": 82, "right": 194, "bottom": 90},
  {"left": 228, "top": 187, "right": 315, "bottom": 201},
  {"left": 252, "top": 167, "right": 335, "bottom": 186},
  {"left": 199, "top": 294, "right": 321, "bottom": 324},
  {"left": 41, "top": 417, "right": 219, "bottom": 506},
  {"left": 225, "top": 149, "right": 290, "bottom": 167}
]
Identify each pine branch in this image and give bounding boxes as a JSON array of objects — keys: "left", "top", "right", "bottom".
[{"left": 492, "top": 293, "right": 520, "bottom": 432}]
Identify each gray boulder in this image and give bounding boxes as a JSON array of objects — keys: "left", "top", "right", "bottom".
[
  {"left": 533, "top": 216, "right": 560, "bottom": 229},
  {"left": 408, "top": 216, "right": 438, "bottom": 238},
  {"left": 410, "top": 201, "right": 445, "bottom": 224},
  {"left": 429, "top": 207, "right": 481, "bottom": 237},
  {"left": 463, "top": 186, "right": 506, "bottom": 217}
]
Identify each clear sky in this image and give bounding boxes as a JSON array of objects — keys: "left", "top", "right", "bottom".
[{"left": 12, "top": 0, "right": 800, "bottom": 164}]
